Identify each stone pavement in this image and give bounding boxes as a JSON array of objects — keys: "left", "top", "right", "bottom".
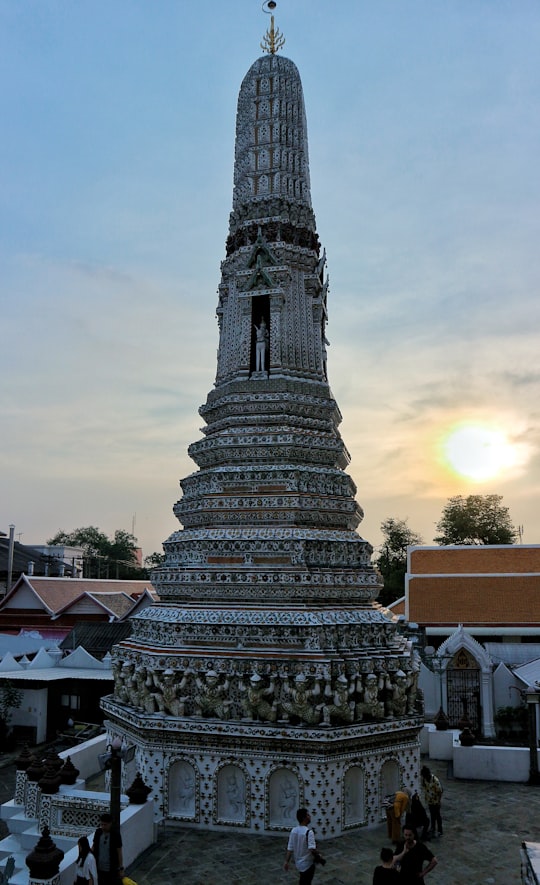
[
  {"left": 127, "top": 761, "right": 540, "bottom": 885},
  {"left": 0, "top": 755, "right": 537, "bottom": 884}
]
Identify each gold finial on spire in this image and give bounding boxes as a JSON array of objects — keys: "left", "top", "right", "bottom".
[{"left": 261, "top": 1, "right": 285, "bottom": 55}]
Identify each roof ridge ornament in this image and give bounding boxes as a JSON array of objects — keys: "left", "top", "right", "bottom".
[{"left": 261, "top": 1, "right": 285, "bottom": 55}]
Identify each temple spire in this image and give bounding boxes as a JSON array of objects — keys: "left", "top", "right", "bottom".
[{"left": 261, "top": 1, "right": 285, "bottom": 55}]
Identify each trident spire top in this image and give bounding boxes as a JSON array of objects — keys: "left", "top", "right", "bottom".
[{"left": 261, "top": 1, "right": 285, "bottom": 55}]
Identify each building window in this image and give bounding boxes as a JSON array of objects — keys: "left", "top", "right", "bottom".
[{"left": 61, "top": 694, "right": 81, "bottom": 710}]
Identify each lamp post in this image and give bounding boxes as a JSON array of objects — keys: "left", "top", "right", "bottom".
[
  {"left": 525, "top": 686, "right": 540, "bottom": 786},
  {"left": 98, "top": 737, "right": 136, "bottom": 830},
  {"left": 109, "top": 738, "right": 122, "bottom": 830},
  {"left": 423, "top": 647, "right": 450, "bottom": 731}
]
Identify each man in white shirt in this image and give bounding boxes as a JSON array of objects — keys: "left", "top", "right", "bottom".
[{"left": 284, "top": 808, "right": 318, "bottom": 884}]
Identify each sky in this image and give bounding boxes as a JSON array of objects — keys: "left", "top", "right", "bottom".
[{"left": 1, "top": 1, "right": 540, "bottom": 560}]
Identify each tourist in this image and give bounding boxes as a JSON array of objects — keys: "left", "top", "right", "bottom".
[
  {"left": 92, "top": 812, "right": 124, "bottom": 885},
  {"left": 74, "top": 835, "right": 97, "bottom": 885},
  {"left": 393, "top": 826, "right": 438, "bottom": 884},
  {"left": 284, "top": 807, "right": 319, "bottom": 884},
  {"left": 421, "top": 765, "right": 444, "bottom": 837},
  {"left": 407, "top": 789, "right": 430, "bottom": 840},
  {"left": 372, "top": 846, "right": 400, "bottom": 883},
  {"left": 385, "top": 787, "right": 410, "bottom": 843}
]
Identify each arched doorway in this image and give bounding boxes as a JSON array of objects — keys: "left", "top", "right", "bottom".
[{"left": 446, "top": 648, "right": 481, "bottom": 731}]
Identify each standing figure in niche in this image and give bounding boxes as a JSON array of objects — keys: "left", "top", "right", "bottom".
[
  {"left": 253, "top": 317, "right": 269, "bottom": 372},
  {"left": 226, "top": 771, "right": 245, "bottom": 815},
  {"left": 178, "top": 769, "right": 195, "bottom": 810},
  {"left": 279, "top": 776, "right": 298, "bottom": 820}
]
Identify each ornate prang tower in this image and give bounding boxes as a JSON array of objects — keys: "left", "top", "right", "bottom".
[{"left": 103, "top": 7, "right": 422, "bottom": 836}]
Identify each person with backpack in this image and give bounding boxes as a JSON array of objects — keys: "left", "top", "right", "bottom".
[{"left": 284, "top": 808, "right": 323, "bottom": 884}]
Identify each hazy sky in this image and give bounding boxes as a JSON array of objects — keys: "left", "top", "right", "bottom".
[{"left": 2, "top": 1, "right": 539, "bottom": 560}]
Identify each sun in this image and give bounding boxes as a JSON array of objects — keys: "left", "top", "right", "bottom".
[{"left": 441, "top": 423, "right": 522, "bottom": 481}]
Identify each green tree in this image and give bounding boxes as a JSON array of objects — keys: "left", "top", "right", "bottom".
[
  {"left": 374, "top": 518, "right": 423, "bottom": 605},
  {"left": 144, "top": 551, "right": 166, "bottom": 569},
  {"left": 48, "top": 526, "right": 146, "bottom": 579},
  {"left": 434, "top": 494, "right": 518, "bottom": 545}
]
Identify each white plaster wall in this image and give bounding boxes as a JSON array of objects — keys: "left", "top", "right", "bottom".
[
  {"left": 453, "top": 744, "right": 539, "bottom": 782},
  {"left": 418, "top": 663, "right": 439, "bottom": 720},
  {"left": 420, "top": 724, "right": 434, "bottom": 755},
  {"left": 493, "top": 662, "right": 523, "bottom": 713},
  {"left": 11, "top": 687, "right": 48, "bottom": 743},
  {"left": 58, "top": 798, "right": 155, "bottom": 885},
  {"left": 59, "top": 734, "right": 107, "bottom": 780},
  {"left": 427, "top": 729, "right": 460, "bottom": 761}
]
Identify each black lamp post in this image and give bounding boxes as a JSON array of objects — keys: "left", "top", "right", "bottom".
[
  {"left": 109, "top": 738, "right": 122, "bottom": 830},
  {"left": 98, "top": 737, "right": 136, "bottom": 830}
]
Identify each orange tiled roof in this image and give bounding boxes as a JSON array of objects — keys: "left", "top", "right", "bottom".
[
  {"left": 85, "top": 593, "right": 136, "bottom": 618},
  {"left": 408, "top": 575, "right": 540, "bottom": 626},
  {"left": 409, "top": 545, "right": 540, "bottom": 575},
  {"left": 55, "top": 592, "right": 136, "bottom": 619},
  {"left": 0, "top": 576, "right": 152, "bottom": 617}
]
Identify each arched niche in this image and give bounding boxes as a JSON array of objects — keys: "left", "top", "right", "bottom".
[
  {"left": 268, "top": 767, "right": 300, "bottom": 828},
  {"left": 380, "top": 758, "right": 400, "bottom": 802},
  {"left": 168, "top": 758, "right": 198, "bottom": 820},
  {"left": 343, "top": 764, "right": 365, "bottom": 828},
  {"left": 216, "top": 763, "right": 248, "bottom": 825}
]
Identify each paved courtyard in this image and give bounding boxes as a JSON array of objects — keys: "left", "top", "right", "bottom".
[
  {"left": 128, "top": 760, "right": 540, "bottom": 885},
  {"left": 0, "top": 755, "right": 538, "bottom": 884}
]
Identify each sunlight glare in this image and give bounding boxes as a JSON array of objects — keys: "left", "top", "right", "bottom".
[{"left": 442, "top": 423, "right": 522, "bottom": 481}]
